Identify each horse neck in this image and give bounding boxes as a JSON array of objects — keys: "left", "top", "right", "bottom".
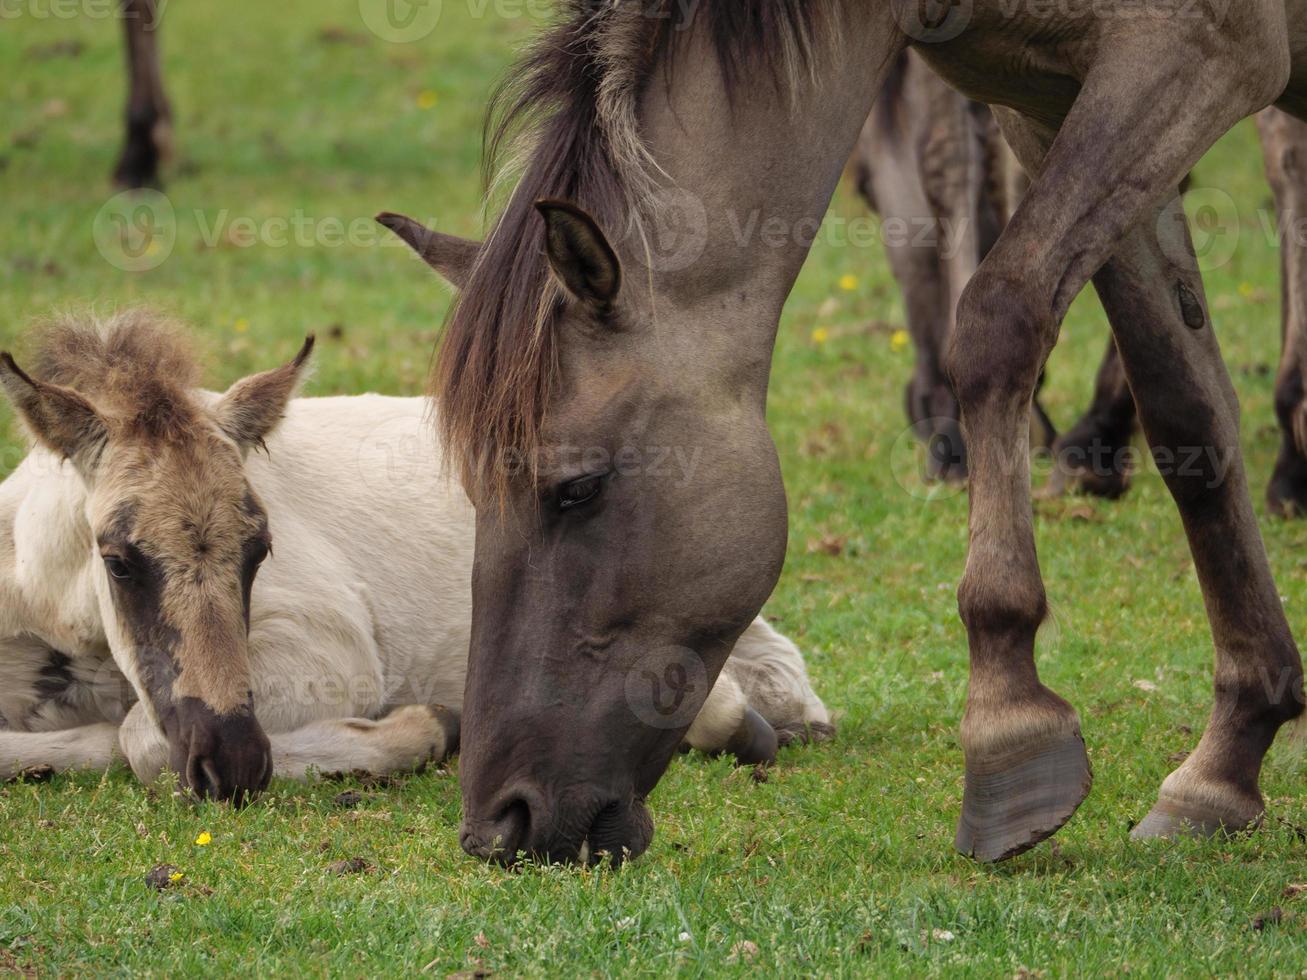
[
  {"left": 630, "top": 6, "right": 904, "bottom": 387},
  {"left": 0, "top": 451, "right": 102, "bottom": 651}
]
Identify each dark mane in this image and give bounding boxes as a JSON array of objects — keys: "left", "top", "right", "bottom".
[
  {"left": 433, "top": 0, "right": 830, "bottom": 496},
  {"left": 32, "top": 310, "right": 202, "bottom": 442}
]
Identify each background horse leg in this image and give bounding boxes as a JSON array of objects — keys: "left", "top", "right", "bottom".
[
  {"left": 1087, "top": 202, "right": 1307, "bottom": 838},
  {"left": 938, "top": 33, "right": 1287, "bottom": 860},
  {"left": 1259, "top": 108, "right": 1307, "bottom": 517},
  {"left": 113, "top": 0, "right": 171, "bottom": 189},
  {"left": 1047, "top": 337, "right": 1138, "bottom": 498},
  {"left": 853, "top": 65, "right": 965, "bottom": 481}
]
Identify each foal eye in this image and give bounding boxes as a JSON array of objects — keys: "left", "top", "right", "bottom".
[
  {"left": 103, "top": 556, "right": 133, "bottom": 582},
  {"left": 558, "top": 474, "right": 605, "bottom": 511}
]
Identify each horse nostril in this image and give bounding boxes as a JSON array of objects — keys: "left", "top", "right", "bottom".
[{"left": 489, "top": 798, "right": 531, "bottom": 863}]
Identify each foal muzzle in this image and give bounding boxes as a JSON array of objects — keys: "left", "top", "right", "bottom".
[{"left": 165, "top": 697, "right": 271, "bottom": 805}]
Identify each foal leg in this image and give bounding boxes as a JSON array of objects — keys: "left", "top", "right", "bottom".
[
  {"left": 119, "top": 702, "right": 457, "bottom": 784},
  {"left": 1089, "top": 203, "right": 1307, "bottom": 839},
  {"left": 0, "top": 724, "right": 121, "bottom": 780},
  {"left": 1258, "top": 109, "right": 1307, "bottom": 517},
  {"left": 1048, "top": 337, "right": 1138, "bottom": 499},
  {"left": 942, "top": 37, "right": 1287, "bottom": 861},
  {"left": 113, "top": 0, "right": 171, "bottom": 189}
]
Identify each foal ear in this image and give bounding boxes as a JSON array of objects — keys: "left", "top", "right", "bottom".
[
  {"left": 0, "top": 352, "right": 109, "bottom": 476},
  {"left": 213, "top": 336, "right": 315, "bottom": 452},
  {"left": 535, "top": 200, "right": 622, "bottom": 307},
  {"left": 375, "top": 212, "right": 481, "bottom": 290}
]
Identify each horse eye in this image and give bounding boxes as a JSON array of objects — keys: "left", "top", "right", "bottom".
[
  {"left": 103, "top": 556, "right": 133, "bottom": 581},
  {"left": 558, "top": 474, "right": 604, "bottom": 511}
]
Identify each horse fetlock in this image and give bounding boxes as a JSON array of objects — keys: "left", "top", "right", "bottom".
[
  {"left": 1131, "top": 757, "right": 1265, "bottom": 843},
  {"left": 956, "top": 694, "right": 1091, "bottom": 862}
]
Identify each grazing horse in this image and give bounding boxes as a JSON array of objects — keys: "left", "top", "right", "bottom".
[
  {"left": 850, "top": 49, "right": 1056, "bottom": 483},
  {"left": 0, "top": 313, "right": 831, "bottom": 800},
  {"left": 381, "top": 0, "right": 1305, "bottom": 865}
]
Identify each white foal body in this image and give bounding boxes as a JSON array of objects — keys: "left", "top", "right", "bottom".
[{"left": 0, "top": 394, "right": 829, "bottom": 784}]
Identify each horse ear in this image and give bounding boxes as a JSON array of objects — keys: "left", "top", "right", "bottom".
[
  {"left": 535, "top": 199, "right": 622, "bottom": 307},
  {"left": 213, "top": 336, "right": 314, "bottom": 452},
  {"left": 376, "top": 212, "right": 481, "bottom": 290},
  {"left": 0, "top": 353, "right": 108, "bottom": 476}
]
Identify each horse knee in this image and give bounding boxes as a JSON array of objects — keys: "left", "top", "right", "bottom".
[
  {"left": 119, "top": 705, "right": 169, "bottom": 784},
  {"left": 946, "top": 272, "right": 1052, "bottom": 415}
]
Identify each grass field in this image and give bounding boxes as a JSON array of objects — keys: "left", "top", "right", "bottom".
[{"left": 2, "top": 2, "right": 1306, "bottom": 975}]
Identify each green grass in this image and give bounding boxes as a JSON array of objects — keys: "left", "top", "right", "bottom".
[{"left": 2, "top": 3, "right": 1305, "bottom": 975}]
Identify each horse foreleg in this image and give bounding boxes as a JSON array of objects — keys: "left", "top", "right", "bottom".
[
  {"left": 1090, "top": 200, "right": 1307, "bottom": 840},
  {"left": 945, "top": 34, "right": 1285, "bottom": 861},
  {"left": 1048, "top": 336, "right": 1138, "bottom": 499},
  {"left": 113, "top": 0, "right": 171, "bottom": 189},
  {"left": 0, "top": 724, "right": 121, "bottom": 780},
  {"left": 1258, "top": 108, "right": 1307, "bottom": 517}
]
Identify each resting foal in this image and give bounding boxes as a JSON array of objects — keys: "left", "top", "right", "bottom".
[{"left": 0, "top": 314, "right": 830, "bottom": 799}]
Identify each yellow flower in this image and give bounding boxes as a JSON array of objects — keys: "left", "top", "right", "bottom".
[
  {"left": 890, "top": 329, "right": 910, "bottom": 353},
  {"left": 1237, "top": 281, "right": 1255, "bottom": 298},
  {"left": 233, "top": 318, "right": 249, "bottom": 334},
  {"left": 169, "top": 871, "right": 185, "bottom": 883},
  {"left": 811, "top": 327, "right": 830, "bottom": 345},
  {"left": 837, "top": 274, "right": 858, "bottom": 292},
  {"left": 416, "top": 90, "right": 438, "bottom": 110},
  {"left": 194, "top": 831, "right": 212, "bottom": 846}
]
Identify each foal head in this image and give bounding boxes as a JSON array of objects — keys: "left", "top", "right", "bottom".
[{"left": 0, "top": 313, "right": 312, "bottom": 803}]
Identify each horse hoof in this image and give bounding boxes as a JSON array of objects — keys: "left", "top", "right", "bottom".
[
  {"left": 726, "top": 707, "right": 779, "bottom": 767},
  {"left": 1266, "top": 470, "right": 1307, "bottom": 519},
  {"left": 955, "top": 728, "right": 1092, "bottom": 863},
  {"left": 429, "top": 704, "right": 461, "bottom": 758},
  {"left": 1130, "top": 774, "right": 1263, "bottom": 841}
]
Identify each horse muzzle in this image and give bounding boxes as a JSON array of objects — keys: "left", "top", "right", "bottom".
[
  {"left": 165, "top": 697, "right": 272, "bottom": 805},
  {"left": 460, "top": 787, "right": 654, "bottom": 867}
]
